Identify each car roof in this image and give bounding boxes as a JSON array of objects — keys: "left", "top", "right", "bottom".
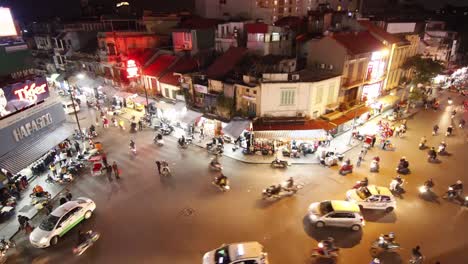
[
  {"left": 330, "top": 200, "right": 360, "bottom": 213},
  {"left": 50, "top": 201, "right": 79, "bottom": 217},
  {"left": 367, "top": 185, "right": 393, "bottom": 196},
  {"left": 227, "top": 242, "right": 264, "bottom": 261}
]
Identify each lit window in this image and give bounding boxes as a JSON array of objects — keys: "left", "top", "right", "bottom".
[
  {"left": 272, "top": 32, "right": 280, "bottom": 41},
  {"left": 274, "top": 0, "right": 277, "bottom": 5}
]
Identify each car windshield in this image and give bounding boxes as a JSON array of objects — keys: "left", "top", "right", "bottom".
[
  {"left": 319, "top": 201, "right": 334, "bottom": 215},
  {"left": 356, "top": 187, "right": 372, "bottom": 200},
  {"left": 39, "top": 215, "right": 60, "bottom": 231},
  {"left": 214, "top": 246, "right": 231, "bottom": 264}
]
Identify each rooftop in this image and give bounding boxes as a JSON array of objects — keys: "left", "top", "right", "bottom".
[
  {"left": 358, "top": 20, "right": 406, "bottom": 44},
  {"left": 159, "top": 56, "right": 199, "bottom": 86},
  {"left": 297, "top": 69, "right": 341, "bottom": 82},
  {"left": 206, "top": 47, "right": 248, "bottom": 80},
  {"left": 142, "top": 54, "right": 176, "bottom": 76},
  {"left": 176, "top": 17, "right": 223, "bottom": 30},
  {"left": 330, "top": 31, "right": 387, "bottom": 55}
]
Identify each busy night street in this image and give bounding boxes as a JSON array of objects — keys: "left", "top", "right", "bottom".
[
  {"left": 2, "top": 1, "right": 468, "bottom": 264},
  {"left": 3, "top": 90, "right": 467, "bottom": 264}
]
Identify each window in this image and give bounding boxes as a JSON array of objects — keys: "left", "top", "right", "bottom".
[
  {"left": 315, "top": 86, "right": 323, "bottom": 104},
  {"left": 327, "top": 83, "right": 335, "bottom": 103},
  {"left": 253, "top": 90, "right": 257, "bottom": 95},
  {"left": 280, "top": 89, "right": 295, "bottom": 105},
  {"left": 246, "top": 88, "right": 250, "bottom": 93}
]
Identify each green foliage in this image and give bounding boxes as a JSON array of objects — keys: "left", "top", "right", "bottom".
[{"left": 402, "top": 55, "right": 444, "bottom": 84}]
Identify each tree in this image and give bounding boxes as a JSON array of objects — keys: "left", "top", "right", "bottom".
[{"left": 402, "top": 55, "right": 444, "bottom": 84}]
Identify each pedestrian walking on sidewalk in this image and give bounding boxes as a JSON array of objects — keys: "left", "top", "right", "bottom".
[
  {"left": 155, "top": 161, "right": 161, "bottom": 175},
  {"left": 371, "top": 136, "right": 376, "bottom": 148},
  {"left": 74, "top": 141, "right": 81, "bottom": 154},
  {"left": 112, "top": 161, "right": 120, "bottom": 179},
  {"left": 357, "top": 156, "right": 362, "bottom": 167},
  {"left": 49, "top": 163, "right": 57, "bottom": 176}
]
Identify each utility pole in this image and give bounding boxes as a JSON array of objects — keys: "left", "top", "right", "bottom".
[{"left": 66, "top": 79, "right": 83, "bottom": 138}]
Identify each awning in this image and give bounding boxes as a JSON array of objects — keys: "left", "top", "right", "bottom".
[
  {"left": 254, "top": 129, "right": 328, "bottom": 141},
  {"left": 179, "top": 110, "right": 202, "bottom": 125},
  {"left": 223, "top": 120, "right": 250, "bottom": 138},
  {"left": 0, "top": 125, "right": 73, "bottom": 175}
]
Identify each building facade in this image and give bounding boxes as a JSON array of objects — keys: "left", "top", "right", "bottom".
[{"left": 246, "top": 23, "right": 292, "bottom": 56}]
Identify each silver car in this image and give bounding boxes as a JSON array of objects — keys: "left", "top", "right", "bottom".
[{"left": 308, "top": 200, "right": 365, "bottom": 231}]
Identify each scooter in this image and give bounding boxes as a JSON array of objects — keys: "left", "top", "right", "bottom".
[
  {"left": 72, "top": 231, "right": 100, "bottom": 256},
  {"left": 370, "top": 160, "right": 379, "bottom": 172},
  {"left": 339, "top": 164, "right": 353, "bottom": 175},
  {"left": 396, "top": 166, "right": 410, "bottom": 175},
  {"left": 370, "top": 238, "right": 400, "bottom": 257},
  {"left": 311, "top": 241, "right": 339, "bottom": 259},
  {"left": 271, "top": 159, "right": 289, "bottom": 168},
  {"left": 209, "top": 162, "right": 223, "bottom": 171},
  {"left": 212, "top": 176, "right": 230, "bottom": 192},
  {"left": 418, "top": 142, "right": 426, "bottom": 150}
]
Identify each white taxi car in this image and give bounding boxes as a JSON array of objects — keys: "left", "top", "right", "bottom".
[
  {"left": 203, "top": 242, "right": 269, "bottom": 264},
  {"left": 346, "top": 185, "right": 396, "bottom": 212},
  {"left": 308, "top": 200, "right": 364, "bottom": 231},
  {"left": 29, "top": 197, "right": 96, "bottom": 248}
]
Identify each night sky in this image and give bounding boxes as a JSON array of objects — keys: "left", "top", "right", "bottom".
[{"left": 0, "top": 0, "right": 466, "bottom": 23}]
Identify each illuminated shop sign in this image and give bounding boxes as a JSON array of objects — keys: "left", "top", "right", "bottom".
[
  {"left": 126, "top": 60, "right": 139, "bottom": 78},
  {"left": 12, "top": 113, "right": 53, "bottom": 142},
  {"left": 367, "top": 50, "right": 388, "bottom": 82},
  {"left": 0, "top": 77, "right": 50, "bottom": 119}
]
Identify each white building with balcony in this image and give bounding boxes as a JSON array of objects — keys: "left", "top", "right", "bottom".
[{"left": 245, "top": 22, "right": 292, "bottom": 56}]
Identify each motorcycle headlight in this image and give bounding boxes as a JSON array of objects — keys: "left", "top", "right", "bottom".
[
  {"left": 418, "top": 186, "right": 426, "bottom": 193},
  {"left": 465, "top": 196, "right": 468, "bottom": 201},
  {"left": 318, "top": 242, "right": 323, "bottom": 248}
]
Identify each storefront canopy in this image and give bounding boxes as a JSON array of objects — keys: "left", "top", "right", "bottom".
[
  {"left": 223, "top": 120, "right": 250, "bottom": 138},
  {"left": 254, "top": 129, "right": 328, "bottom": 141},
  {"left": 0, "top": 125, "right": 73, "bottom": 175}
]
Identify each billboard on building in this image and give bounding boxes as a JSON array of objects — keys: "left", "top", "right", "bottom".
[
  {"left": 386, "top": 23, "right": 416, "bottom": 34},
  {"left": 0, "top": 7, "right": 17, "bottom": 37},
  {"left": 0, "top": 77, "right": 50, "bottom": 119}
]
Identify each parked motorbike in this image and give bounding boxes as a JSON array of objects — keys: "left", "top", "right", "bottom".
[
  {"left": 271, "top": 158, "right": 289, "bottom": 168},
  {"left": 72, "top": 231, "right": 100, "bottom": 256},
  {"left": 0, "top": 238, "right": 16, "bottom": 263}
]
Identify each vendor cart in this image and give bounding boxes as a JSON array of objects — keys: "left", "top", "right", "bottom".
[{"left": 89, "top": 155, "right": 105, "bottom": 176}]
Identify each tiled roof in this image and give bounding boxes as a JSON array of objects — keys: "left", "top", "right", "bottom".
[
  {"left": 206, "top": 47, "right": 248, "bottom": 79},
  {"left": 331, "top": 31, "right": 387, "bottom": 55},
  {"left": 358, "top": 20, "right": 404, "bottom": 44},
  {"left": 274, "top": 16, "right": 303, "bottom": 30},
  {"left": 159, "top": 56, "right": 199, "bottom": 86},
  {"left": 142, "top": 54, "right": 176, "bottom": 77},
  {"left": 245, "top": 23, "right": 269, "bottom": 34}
]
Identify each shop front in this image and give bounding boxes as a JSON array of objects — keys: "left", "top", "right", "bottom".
[
  {"left": 361, "top": 82, "right": 383, "bottom": 116},
  {"left": 0, "top": 100, "right": 70, "bottom": 174}
]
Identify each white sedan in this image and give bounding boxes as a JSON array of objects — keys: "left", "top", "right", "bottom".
[
  {"left": 29, "top": 197, "right": 96, "bottom": 248},
  {"left": 203, "top": 242, "right": 269, "bottom": 264},
  {"left": 346, "top": 185, "right": 396, "bottom": 212}
]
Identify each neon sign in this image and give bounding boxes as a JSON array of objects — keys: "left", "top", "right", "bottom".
[
  {"left": 14, "top": 82, "right": 48, "bottom": 103},
  {"left": 126, "top": 60, "right": 139, "bottom": 78}
]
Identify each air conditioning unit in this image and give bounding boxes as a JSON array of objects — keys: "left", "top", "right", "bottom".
[{"left": 291, "top": 74, "right": 300, "bottom": 81}]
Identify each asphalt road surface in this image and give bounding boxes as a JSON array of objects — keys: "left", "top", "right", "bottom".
[{"left": 6, "top": 92, "right": 468, "bottom": 264}]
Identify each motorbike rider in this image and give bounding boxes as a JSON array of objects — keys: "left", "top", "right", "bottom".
[
  {"left": 438, "top": 141, "right": 447, "bottom": 153},
  {"left": 129, "top": 140, "right": 136, "bottom": 150},
  {"left": 285, "top": 177, "right": 294, "bottom": 190},
  {"left": 32, "top": 185, "right": 45, "bottom": 197},
  {"left": 155, "top": 133, "right": 163, "bottom": 141},
  {"left": 216, "top": 173, "right": 228, "bottom": 187},
  {"left": 432, "top": 124, "right": 439, "bottom": 135},
  {"left": 210, "top": 155, "right": 220, "bottom": 166},
  {"left": 446, "top": 125, "right": 453, "bottom": 136},
  {"left": 390, "top": 176, "right": 404, "bottom": 192},
  {"left": 378, "top": 232, "right": 396, "bottom": 249},
  {"left": 411, "top": 246, "right": 423, "bottom": 261},
  {"left": 89, "top": 124, "right": 96, "bottom": 135},
  {"left": 450, "top": 180, "right": 463, "bottom": 197},
  {"left": 419, "top": 136, "right": 427, "bottom": 148},
  {"left": 268, "top": 184, "right": 282, "bottom": 196},
  {"left": 428, "top": 147, "right": 437, "bottom": 160},
  {"left": 178, "top": 135, "right": 186, "bottom": 146},
  {"left": 77, "top": 230, "right": 88, "bottom": 246},
  {"left": 424, "top": 178, "right": 435, "bottom": 189},
  {"left": 321, "top": 237, "right": 337, "bottom": 256}
]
